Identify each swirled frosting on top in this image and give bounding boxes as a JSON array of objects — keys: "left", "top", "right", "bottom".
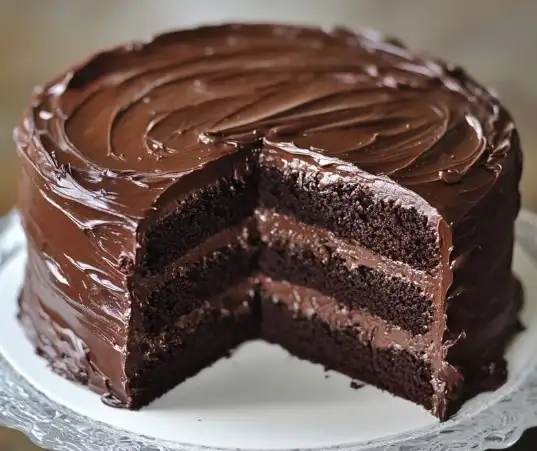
[{"left": 17, "top": 23, "right": 516, "bottom": 227}]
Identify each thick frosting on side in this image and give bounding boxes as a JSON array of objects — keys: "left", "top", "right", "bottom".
[{"left": 15, "top": 24, "right": 522, "bottom": 410}]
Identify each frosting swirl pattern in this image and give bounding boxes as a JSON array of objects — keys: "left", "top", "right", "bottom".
[{"left": 17, "top": 24, "right": 516, "bottom": 226}]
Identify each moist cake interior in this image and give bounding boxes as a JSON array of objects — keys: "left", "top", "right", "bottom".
[{"left": 126, "top": 145, "right": 456, "bottom": 417}]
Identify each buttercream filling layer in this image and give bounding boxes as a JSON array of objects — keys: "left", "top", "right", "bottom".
[
  {"left": 257, "top": 208, "right": 436, "bottom": 292},
  {"left": 258, "top": 277, "right": 434, "bottom": 354}
]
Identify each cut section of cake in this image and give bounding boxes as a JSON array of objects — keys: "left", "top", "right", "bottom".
[{"left": 16, "top": 24, "right": 523, "bottom": 420}]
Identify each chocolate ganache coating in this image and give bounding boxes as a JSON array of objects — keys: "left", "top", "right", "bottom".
[{"left": 15, "top": 24, "right": 522, "bottom": 410}]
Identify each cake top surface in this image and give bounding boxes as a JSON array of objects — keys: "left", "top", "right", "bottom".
[{"left": 16, "top": 23, "right": 517, "bottom": 225}]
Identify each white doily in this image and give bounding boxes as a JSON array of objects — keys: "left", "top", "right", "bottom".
[{"left": 1, "top": 209, "right": 537, "bottom": 451}]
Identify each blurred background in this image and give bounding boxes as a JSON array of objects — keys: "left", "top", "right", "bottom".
[{"left": 1, "top": 1, "right": 536, "bottom": 449}]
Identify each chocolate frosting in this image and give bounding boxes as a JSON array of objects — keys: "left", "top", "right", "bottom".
[
  {"left": 15, "top": 24, "right": 522, "bottom": 409},
  {"left": 18, "top": 24, "right": 516, "bottom": 223}
]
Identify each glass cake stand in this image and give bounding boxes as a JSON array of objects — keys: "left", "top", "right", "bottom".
[{"left": 1, "top": 209, "right": 537, "bottom": 451}]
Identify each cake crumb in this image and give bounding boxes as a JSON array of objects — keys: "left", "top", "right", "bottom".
[{"left": 350, "top": 381, "right": 363, "bottom": 390}]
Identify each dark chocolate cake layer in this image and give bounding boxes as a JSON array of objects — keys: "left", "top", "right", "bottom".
[
  {"left": 259, "top": 279, "right": 441, "bottom": 415},
  {"left": 127, "top": 282, "right": 260, "bottom": 408},
  {"left": 141, "top": 150, "right": 259, "bottom": 269},
  {"left": 258, "top": 152, "right": 440, "bottom": 271},
  {"left": 16, "top": 24, "right": 523, "bottom": 419}
]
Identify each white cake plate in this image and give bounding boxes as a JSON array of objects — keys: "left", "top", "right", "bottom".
[{"left": 1, "top": 210, "right": 537, "bottom": 451}]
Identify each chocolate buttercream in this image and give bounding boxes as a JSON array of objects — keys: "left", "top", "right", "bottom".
[{"left": 18, "top": 24, "right": 516, "bottom": 224}]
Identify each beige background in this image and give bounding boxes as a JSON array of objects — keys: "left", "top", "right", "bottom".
[{"left": 0, "top": 1, "right": 536, "bottom": 449}]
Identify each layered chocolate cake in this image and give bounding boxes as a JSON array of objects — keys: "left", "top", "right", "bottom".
[{"left": 16, "top": 24, "right": 523, "bottom": 420}]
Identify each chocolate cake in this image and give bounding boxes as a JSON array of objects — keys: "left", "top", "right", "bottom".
[{"left": 15, "top": 24, "right": 523, "bottom": 420}]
